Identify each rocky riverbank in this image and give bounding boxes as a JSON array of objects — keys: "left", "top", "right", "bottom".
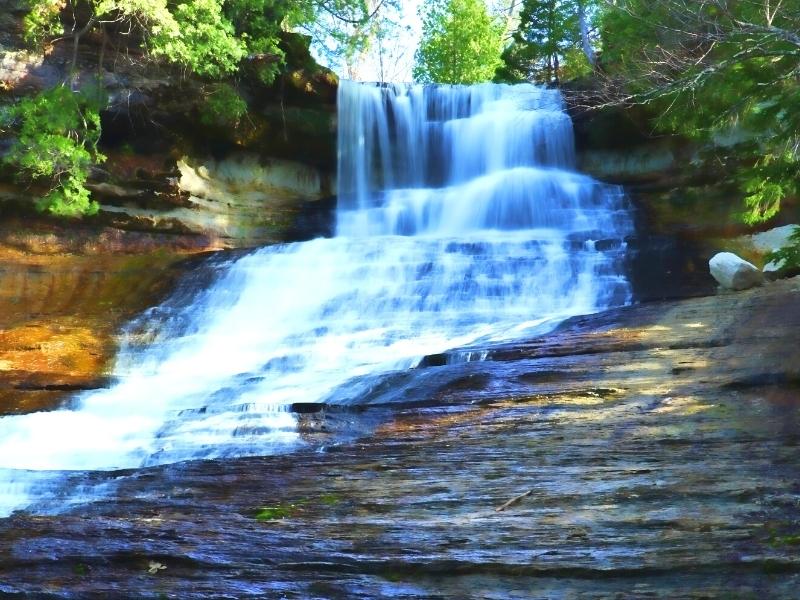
[
  {"left": 1, "top": 0, "right": 339, "bottom": 411},
  {"left": 1, "top": 276, "right": 798, "bottom": 598}
]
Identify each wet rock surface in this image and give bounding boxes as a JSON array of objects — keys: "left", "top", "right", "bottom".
[
  {"left": 0, "top": 227, "right": 216, "bottom": 414},
  {"left": 1, "top": 279, "right": 799, "bottom": 598}
]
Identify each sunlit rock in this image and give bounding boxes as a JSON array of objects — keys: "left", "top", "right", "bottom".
[
  {"left": 0, "top": 242, "right": 191, "bottom": 415},
  {"left": 709, "top": 252, "right": 763, "bottom": 290},
  {"left": 749, "top": 224, "right": 800, "bottom": 281},
  {"left": 763, "top": 257, "right": 800, "bottom": 281},
  {"left": 748, "top": 224, "right": 799, "bottom": 254},
  {"left": 91, "top": 155, "right": 332, "bottom": 246},
  {"left": 177, "top": 155, "right": 326, "bottom": 204}
]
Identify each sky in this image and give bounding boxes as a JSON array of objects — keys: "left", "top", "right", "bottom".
[
  {"left": 309, "top": 0, "right": 516, "bottom": 83},
  {"left": 311, "top": 0, "right": 424, "bottom": 83}
]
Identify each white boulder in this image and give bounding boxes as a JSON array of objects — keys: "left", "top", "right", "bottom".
[
  {"left": 749, "top": 224, "right": 799, "bottom": 281},
  {"left": 709, "top": 252, "right": 763, "bottom": 290},
  {"left": 748, "top": 224, "right": 799, "bottom": 254},
  {"left": 762, "top": 258, "right": 787, "bottom": 281}
]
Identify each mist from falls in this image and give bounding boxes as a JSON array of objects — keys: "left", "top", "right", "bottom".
[{"left": 0, "top": 81, "right": 632, "bottom": 515}]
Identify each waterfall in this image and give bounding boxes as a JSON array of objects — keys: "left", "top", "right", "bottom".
[{"left": 0, "top": 81, "right": 632, "bottom": 515}]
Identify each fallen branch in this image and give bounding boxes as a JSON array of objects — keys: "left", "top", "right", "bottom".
[{"left": 495, "top": 489, "right": 533, "bottom": 512}]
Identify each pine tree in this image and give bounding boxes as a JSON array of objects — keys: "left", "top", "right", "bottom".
[{"left": 497, "top": 0, "right": 594, "bottom": 83}]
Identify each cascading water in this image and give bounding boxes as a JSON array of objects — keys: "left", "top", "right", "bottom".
[{"left": 0, "top": 81, "right": 632, "bottom": 516}]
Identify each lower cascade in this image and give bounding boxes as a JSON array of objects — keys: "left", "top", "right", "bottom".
[{"left": 0, "top": 81, "right": 633, "bottom": 515}]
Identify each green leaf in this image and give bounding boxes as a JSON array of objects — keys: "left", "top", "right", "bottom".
[{"left": 4, "top": 84, "right": 104, "bottom": 217}]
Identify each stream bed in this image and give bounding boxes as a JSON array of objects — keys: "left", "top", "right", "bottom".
[{"left": 2, "top": 279, "right": 799, "bottom": 597}]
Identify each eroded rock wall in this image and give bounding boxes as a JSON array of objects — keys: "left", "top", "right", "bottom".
[
  {"left": 0, "top": 221, "right": 206, "bottom": 413},
  {"left": 567, "top": 99, "right": 799, "bottom": 301},
  {"left": 0, "top": 4, "right": 343, "bottom": 409},
  {"left": 0, "top": 2, "right": 339, "bottom": 250}
]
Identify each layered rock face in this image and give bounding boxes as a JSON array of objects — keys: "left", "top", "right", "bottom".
[
  {"left": 0, "top": 5, "right": 340, "bottom": 406},
  {"left": 0, "top": 222, "right": 207, "bottom": 414},
  {"left": 1, "top": 275, "right": 798, "bottom": 598},
  {"left": 567, "top": 99, "right": 799, "bottom": 302},
  {"left": 97, "top": 155, "right": 335, "bottom": 247},
  {"left": 0, "top": 1, "right": 338, "bottom": 250}
]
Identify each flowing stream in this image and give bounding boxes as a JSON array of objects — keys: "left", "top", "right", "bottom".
[{"left": 0, "top": 81, "right": 632, "bottom": 515}]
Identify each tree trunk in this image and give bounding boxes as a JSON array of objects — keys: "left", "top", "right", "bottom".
[
  {"left": 69, "top": 15, "right": 97, "bottom": 87},
  {"left": 578, "top": 0, "right": 596, "bottom": 66},
  {"left": 553, "top": 52, "right": 559, "bottom": 84}
]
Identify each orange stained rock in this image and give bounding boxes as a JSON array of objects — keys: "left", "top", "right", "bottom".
[{"left": 0, "top": 244, "right": 196, "bottom": 414}]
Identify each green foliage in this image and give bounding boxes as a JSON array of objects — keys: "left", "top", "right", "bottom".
[
  {"left": 413, "top": 0, "right": 504, "bottom": 84},
  {"left": 766, "top": 228, "right": 800, "bottom": 272},
  {"left": 149, "top": 0, "right": 246, "bottom": 77},
  {"left": 769, "top": 532, "right": 800, "bottom": 547},
  {"left": 254, "top": 494, "right": 340, "bottom": 521},
  {"left": 596, "top": 1, "right": 659, "bottom": 72},
  {"left": 597, "top": 1, "right": 800, "bottom": 225},
  {"left": 319, "top": 492, "right": 340, "bottom": 506},
  {"left": 741, "top": 156, "right": 797, "bottom": 225},
  {"left": 499, "top": 0, "right": 577, "bottom": 83},
  {"left": 2, "top": 84, "right": 105, "bottom": 217},
  {"left": 22, "top": 0, "right": 64, "bottom": 45},
  {"left": 223, "top": 0, "right": 288, "bottom": 84},
  {"left": 303, "top": 0, "right": 383, "bottom": 76},
  {"left": 22, "top": 0, "right": 241, "bottom": 77},
  {"left": 22, "top": 0, "right": 371, "bottom": 83},
  {"left": 497, "top": 0, "right": 598, "bottom": 83},
  {"left": 24, "top": 0, "right": 181, "bottom": 51},
  {"left": 255, "top": 505, "right": 296, "bottom": 520},
  {"left": 199, "top": 83, "right": 248, "bottom": 127},
  {"left": 95, "top": 0, "right": 178, "bottom": 31},
  {"left": 255, "top": 498, "right": 308, "bottom": 521},
  {"left": 560, "top": 46, "right": 592, "bottom": 81}
]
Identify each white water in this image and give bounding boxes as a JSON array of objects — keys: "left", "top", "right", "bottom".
[{"left": 0, "top": 81, "right": 632, "bottom": 515}]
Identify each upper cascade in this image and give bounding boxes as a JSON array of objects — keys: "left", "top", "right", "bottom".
[{"left": 335, "top": 81, "right": 624, "bottom": 239}]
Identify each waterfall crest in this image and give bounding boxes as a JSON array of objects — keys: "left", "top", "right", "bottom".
[{"left": 0, "top": 81, "right": 632, "bottom": 515}]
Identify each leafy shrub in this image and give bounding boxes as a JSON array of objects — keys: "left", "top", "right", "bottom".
[
  {"left": 2, "top": 84, "right": 106, "bottom": 217},
  {"left": 23, "top": 0, "right": 64, "bottom": 45},
  {"left": 149, "top": 0, "right": 247, "bottom": 78},
  {"left": 199, "top": 83, "right": 249, "bottom": 127},
  {"left": 560, "top": 47, "right": 593, "bottom": 82},
  {"left": 766, "top": 228, "right": 800, "bottom": 272}
]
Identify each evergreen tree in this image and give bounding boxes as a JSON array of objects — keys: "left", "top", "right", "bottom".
[
  {"left": 597, "top": 0, "right": 800, "bottom": 264},
  {"left": 413, "top": 0, "right": 504, "bottom": 84},
  {"left": 497, "top": 0, "right": 581, "bottom": 83},
  {"left": 598, "top": 0, "right": 800, "bottom": 226}
]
